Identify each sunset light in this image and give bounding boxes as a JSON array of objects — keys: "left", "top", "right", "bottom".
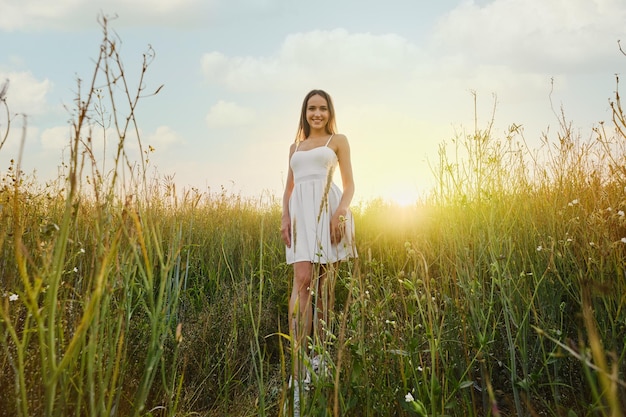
[
  {"left": 1, "top": 1, "right": 625, "bottom": 415},
  {"left": 1, "top": 0, "right": 620, "bottom": 204}
]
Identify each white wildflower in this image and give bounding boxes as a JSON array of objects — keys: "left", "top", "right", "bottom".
[
  {"left": 405, "top": 392, "right": 414, "bottom": 403},
  {"left": 73, "top": 267, "right": 78, "bottom": 273},
  {"left": 568, "top": 199, "right": 579, "bottom": 206},
  {"left": 9, "top": 293, "right": 18, "bottom": 302},
  {"left": 618, "top": 210, "right": 625, "bottom": 217},
  {"left": 621, "top": 237, "right": 626, "bottom": 244},
  {"left": 536, "top": 245, "right": 542, "bottom": 252}
]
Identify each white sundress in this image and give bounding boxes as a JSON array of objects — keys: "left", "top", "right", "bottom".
[{"left": 286, "top": 134, "right": 357, "bottom": 265}]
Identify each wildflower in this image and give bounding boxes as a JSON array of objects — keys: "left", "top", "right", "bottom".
[
  {"left": 417, "top": 366, "right": 423, "bottom": 372},
  {"left": 589, "top": 242, "right": 595, "bottom": 247},
  {"left": 80, "top": 248, "right": 85, "bottom": 254},
  {"left": 9, "top": 293, "right": 18, "bottom": 302},
  {"left": 73, "top": 267, "right": 78, "bottom": 273},
  {"left": 568, "top": 199, "right": 579, "bottom": 206},
  {"left": 536, "top": 245, "right": 542, "bottom": 252},
  {"left": 618, "top": 210, "right": 625, "bottom": 217},
  {"left": 621, "top": 237, "right": 626, "bottom": 244},
  {"left": 407, "top": 396, "right": 427, "bottom": 415}
]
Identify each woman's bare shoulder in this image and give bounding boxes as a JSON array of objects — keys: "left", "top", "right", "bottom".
[
  {"left": 332, "top": 133, "right": 349, "bottom": 146},
  {"left": 332, "top": 133, "right": 350, "bottom": 149}
]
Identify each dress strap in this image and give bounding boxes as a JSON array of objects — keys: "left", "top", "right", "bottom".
[{"left": 325, "top": 134, "right": 334, "bottom": 147}]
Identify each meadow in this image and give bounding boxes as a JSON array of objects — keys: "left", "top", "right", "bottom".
[{"left": 0, "top": 17, "right": 625, "bottom": 417}]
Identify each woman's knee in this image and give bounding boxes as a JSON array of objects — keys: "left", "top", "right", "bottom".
[
  {"left": 293, "top": 274, "right": 311, "bottom": 294},
  {"left": 293, "top": 263, "right": 313, "bottom": 290}
]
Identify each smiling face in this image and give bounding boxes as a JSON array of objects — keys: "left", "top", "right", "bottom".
[
  {"left": 306, "top": 94, "right": 330, "bottom": 133},
  {"left": 296, "top": 89, "right": 337, "bottom": 140}
]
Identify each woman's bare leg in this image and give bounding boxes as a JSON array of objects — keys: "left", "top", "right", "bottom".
[
  {"left": 289, "top": 261, "right": 314, "bottom": 379},
  {"left": 313, "top": 263, "right": 337, "bottom": 352}
]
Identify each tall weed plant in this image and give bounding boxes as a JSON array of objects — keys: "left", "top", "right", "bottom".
[{"left": 1, "top": 16, "right": 184, "bottom": 417}]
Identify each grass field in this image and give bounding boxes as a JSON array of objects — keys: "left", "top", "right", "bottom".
[{"left": 0, "top": 17, "right": 625, "bottom": 417}]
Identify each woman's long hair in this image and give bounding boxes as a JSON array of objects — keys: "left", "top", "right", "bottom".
[{"left": 295, "top": 89, "right": 337, "bottom": 142}]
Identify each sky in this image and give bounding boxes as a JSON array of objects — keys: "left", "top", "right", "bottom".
[{"left": 1, "top": 0, "right": 625, "bottom": 206}]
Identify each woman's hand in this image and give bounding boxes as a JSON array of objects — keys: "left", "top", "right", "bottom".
[
  {"left": 281, "top": 215, "right": 292, "bottom": 248},
  {"left": 330, "top": 210, "right": 347, "bottom": 245}
]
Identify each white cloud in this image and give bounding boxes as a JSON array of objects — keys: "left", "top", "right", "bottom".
[
  {"left": 431, "top": 0, "right": 626, "bottom": 73},
  {"left": 146, "top": 125, "right": 185, "bottom": 148},
  {"left": 198, "top": 26, "right": 554, "bottom": 134},
  {"left": 196, "top": 22, "right": 588, "bottom": 127},
  {"left": 0, "top": 119, "right": 39, "bottom": 156},
  {"left": 205, "top": 100, "right": 256, "bottom": 128},
  {"left": 0, "top": 0, "right": 74, "bottom": 31},
  {"left": 197, "top": 1, "right": 626, "bottom": 105},
  {"left": 0, "top": 71, "right": 51, "bottom": 115},
  {"left": 201, "top": 29, "right": 423, "bottom": 94},
  {"left": 39, "top": 124, "right": 147, "bottom": 169},
  {"left": 40, "top": 125, "right": 71, "bottom": 150},
  {"left": 0, "top": 0, "right": 215, "bottom": 31}
]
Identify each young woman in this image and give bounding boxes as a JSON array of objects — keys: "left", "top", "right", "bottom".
[{"left": 280, "top": 89, "right": 357, "bottom": 413}]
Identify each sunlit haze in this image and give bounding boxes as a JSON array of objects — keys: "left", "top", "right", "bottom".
[{"left": 1, "top": 0, "right": 625, "bottom": 206}]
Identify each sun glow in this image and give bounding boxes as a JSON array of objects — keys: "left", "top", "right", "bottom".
[
  {"left": 383, "top": 189, "right": 420, "bottom": 207},
  {"left": 353, "top": 175, "right": 430, "bottom": 208}
]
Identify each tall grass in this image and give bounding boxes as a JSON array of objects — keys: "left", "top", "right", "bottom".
[
  {"left": 1, "top": 15, "right": 184, "bottom": 417},
  {"left": 1, "top": 16, "right": 625, "bottom": 417}
]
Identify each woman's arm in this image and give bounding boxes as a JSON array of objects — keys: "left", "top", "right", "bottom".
[
  {"left": 330, "top": 134, "right": 355, "bottom": 243},
  {"left": 281, "top": 143, "right": 297, "bottom": 247}
]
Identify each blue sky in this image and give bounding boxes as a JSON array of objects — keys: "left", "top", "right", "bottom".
[{"left": 1, "top": 0, "right": 625, "bottom": 205}]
